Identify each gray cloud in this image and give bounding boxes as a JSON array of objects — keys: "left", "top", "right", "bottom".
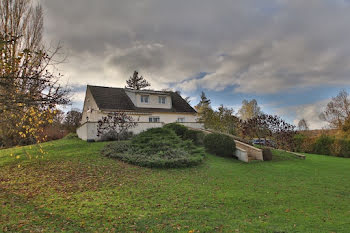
[{"left": 40, "top": 0, "right": 350, "bottom": 100}]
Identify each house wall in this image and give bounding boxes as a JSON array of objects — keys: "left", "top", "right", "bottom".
[
  {"left": 76, "top": 111, "right": 202, "bottom": 141},
  {"left": 83, "top": 111, "right": 198, "bottom": 125},
  {"left": 81, "top": 88, "right": 100, "bottom": 124},
  {"left": 76, "top": 123, "right": 88, "bottom": 141},
  {"left": 135, "top": 113, "right": 197, "bottom": 123},
  {"left": 77, "top": 120, "right": 203, "bottom": 141}
]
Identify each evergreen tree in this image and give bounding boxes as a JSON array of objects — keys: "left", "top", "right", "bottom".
[
  {"left": 195, "top": 91, "right": 211, "bottom": 110},
  {"left": 195, "top": 91, "right": 212, "bottom": 126},
  {"left": 126, "top": 71, "right": 151, "bottom": 90}
]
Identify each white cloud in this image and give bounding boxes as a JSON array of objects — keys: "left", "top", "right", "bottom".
[{"left": 276, "top": 99, "right": 330, "bottom": 130}]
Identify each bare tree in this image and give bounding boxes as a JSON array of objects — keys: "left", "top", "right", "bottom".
[
  {"left": 240, "top": 114, "right": 296, "bottom": 150},
  {"left": 64, "top": 110, "right": 82, "bottom": 132},
  {"left": 97, "top": 112, "right": 137, "bottom": 140},
  {"left": 238, "top": 99, "right": 262, "bottom": 121},
  {"left": 0, "top": 0, "right": 69, "bottom": 147},
  {"left": 319, "top": 90, "right": 350, "bottom": 129},
  {"left": 126, "top": 71, "right": 151, "bottom": 90},
  {"left": 298, "top": 118, "right": 309, "bottom": 131}
]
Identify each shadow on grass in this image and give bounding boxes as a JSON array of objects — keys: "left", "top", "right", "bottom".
[{"left": 0, "top": 188, "right": 88, "bottom": 232}]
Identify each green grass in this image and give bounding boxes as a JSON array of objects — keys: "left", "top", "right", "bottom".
[{"left": 1, "top": 138, "right": 350, "bottom": 232}]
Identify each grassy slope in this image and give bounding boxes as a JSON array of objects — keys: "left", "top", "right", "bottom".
[{"left": 0, "top": 138, "right": 349, "bottom": 232}]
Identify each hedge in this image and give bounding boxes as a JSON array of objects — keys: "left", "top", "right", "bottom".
[
  {"left": 294, "top": 134, "right": 350, "bottom": 158},
  {"left": 203, "top": 133, "right": 236, "bottom": 157},
  {"left": 163, "top": 123, "right": 188, "bottom": 138}
]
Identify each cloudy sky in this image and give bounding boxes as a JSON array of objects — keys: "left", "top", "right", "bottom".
[{"left": 40, "top": 0, "right": 350, "bottom": 129}]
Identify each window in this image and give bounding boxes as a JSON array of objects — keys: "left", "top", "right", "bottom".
[
  {"left": 177, "top": 117, "right": 185, "bottom": 123},
  {"left": 141, "top": 95, "right": 149, "bottom": 103},
  {"left": 149, "top": 117, "right": 160, "bottom": 123},
  {"left": 158, "top": 96, "right": 166, "bottom": 104}
]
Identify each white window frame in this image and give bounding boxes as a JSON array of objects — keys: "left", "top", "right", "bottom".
[
  {"left": 141, "top": 95, "right": 149, "bottom": 103},
  {"left": 177, "top": 117, "right": 185, "bottom": 123},
  {"left": 158, "top": 96, "right": 166, "bottom": 104},
  {"left": 149, "top": 116, "right": 160, "bottom": 123}
]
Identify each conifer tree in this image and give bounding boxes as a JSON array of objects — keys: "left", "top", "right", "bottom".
[
  {"left": 195, "top": 91, "right": 211, "bottom": 110},
  {"left": 126, "top": 71, "right": 151, "bottom": 90}
]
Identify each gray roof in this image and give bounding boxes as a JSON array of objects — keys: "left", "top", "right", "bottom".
[{"left": 87, "top": 85, "right": 197, "bottom": 113}]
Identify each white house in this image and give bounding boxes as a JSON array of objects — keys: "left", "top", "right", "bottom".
[{"left": 76, "top": 85, "right": 203, "bottom": 141}]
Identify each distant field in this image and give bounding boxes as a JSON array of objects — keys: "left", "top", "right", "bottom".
[
  {"left": 1, "top": 138, "right": 349, "bottom": 232},
  {"left": 299, "top": 129, "right": 340, "bottom": 138}
]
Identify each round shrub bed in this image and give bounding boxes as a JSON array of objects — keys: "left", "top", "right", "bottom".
[
  {"left": 101, "top": 128, "right": 205, "bottom": 168},
  {"left": 164, "top": 123, "right": 205, "bottom": 145},
  {"left": 184, "top": 129, "right": 205, "bottom": 146},
  {"left": 203, "top": 133, "right": 236, "bottom": 157},
  {"left": 163, "top": 123, "right": 188, "bottom": 138}
]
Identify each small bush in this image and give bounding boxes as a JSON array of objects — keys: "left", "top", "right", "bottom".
[
  {"left": 330, "top": 139, "right": 350, "bottom": 158},
  {"left": 101, "top": 127, "right": 205, "bottom": 168},
  {"left": 163, "top": 123, "right": 188, "bottom": 138},
  {"left": 293, "top": 134, "right": 307, "bottom": 152},
  {"left": 262, "top": 148, "right": 273, "bottom": 161},
  {"left": 203, "top": 133, "right": 236, "bottom": 157},
  {"left": 101, "top": 140, "right": 131, "bottom": 156},
  {"left": 183, "top": 129, "right": 205, "bottom": 145},
  {"left": 100, "top": 130, "right": 133, "bottom": 141},
  {"left": 313, "top": 135, "right": 334, "bottom": 156}
]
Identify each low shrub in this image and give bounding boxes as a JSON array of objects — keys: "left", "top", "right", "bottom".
[
  {"left": 100, "top": 130, "right": 133, "bottom": 141},
  {"left": 262, "top": 148, "right": 273, "bottom": 161},
  {"left": 294, "top": 134, "right": 307, "bottom": 152},
  {"left": 330, "top": 138, "right": 350, "bottom": 158},
  {"left": 163, "top": 123, "right": 188, "bottom": 138},
  {"left": 293, "top": 133, "right": 350, "bottom": 158},
  {"left": 302, "top": 137, "right": 317, "bottom": 153},
  {"left": 313, "top": 135, "right": 334, "bottom": 156},
  {"left": 293, "top": 133, "right": 350, "bottom": 157},
  {"left": 183, "top": 129, "right": 205, "bottom": 145},
  {"left": 101, "top": 140, "right": 131, "bottom": 155},
  {"left": 101, "top": 127, "right": 205, "bottom": 168},
  {"left": 203, "top": 133, "right": 236, "bottom": 157}
]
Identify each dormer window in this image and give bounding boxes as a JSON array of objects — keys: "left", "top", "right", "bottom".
[
  {"left": 158, "top": 96, "right": 166, "bottom": 104},
  {"left": 141, "top": 95, "right": 149, "bottom": 103}
]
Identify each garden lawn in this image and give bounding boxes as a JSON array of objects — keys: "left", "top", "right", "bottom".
[{"left": 0, "top": 138, "right": 350, "bottom": 232}]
